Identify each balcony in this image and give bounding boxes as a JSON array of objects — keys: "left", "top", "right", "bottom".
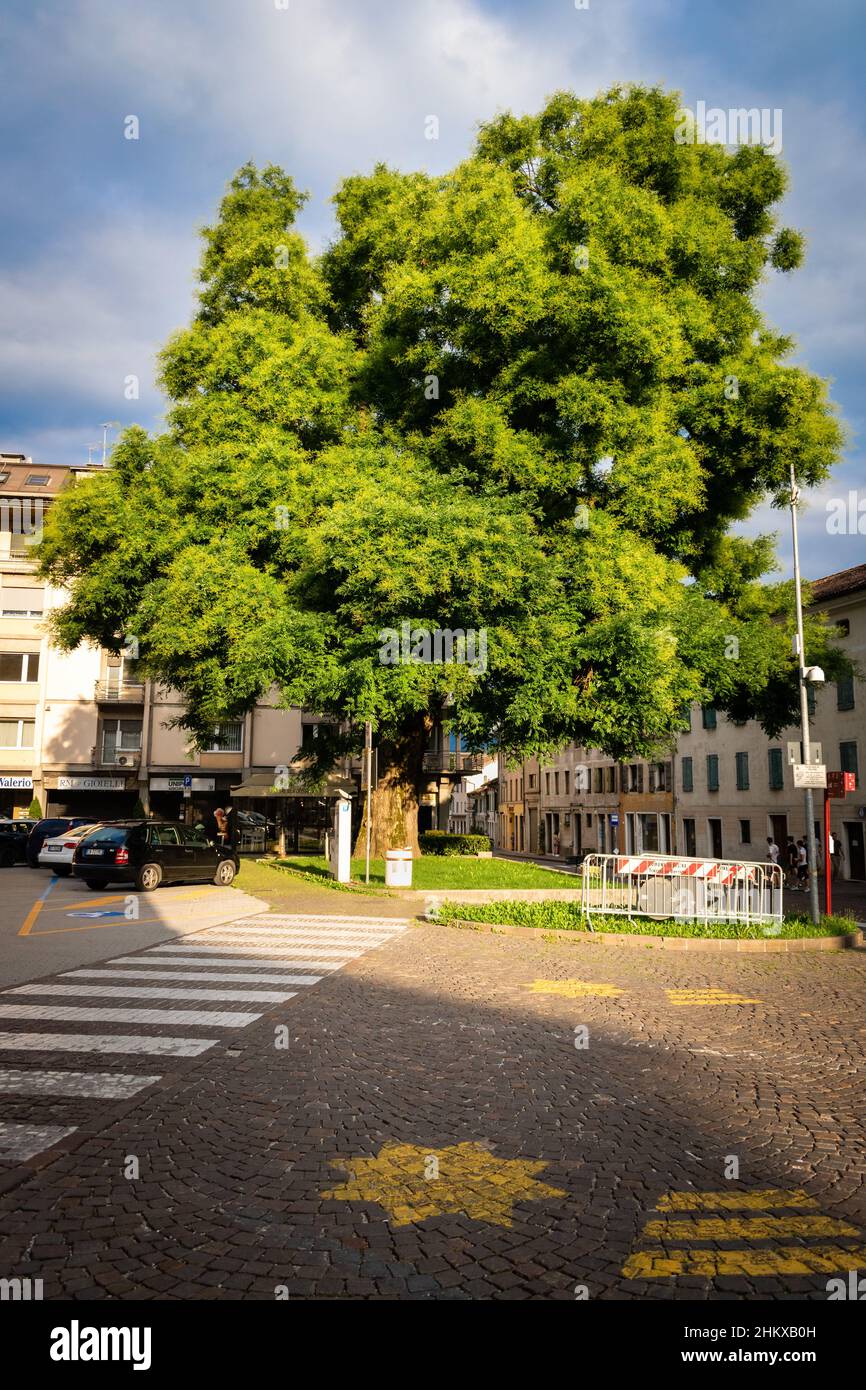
[
  {"left": 423, "top": 751, "right": 484, "bottom": 775},
  {"left": 95, "top": 681, "right": 145, "bottom": 704}
]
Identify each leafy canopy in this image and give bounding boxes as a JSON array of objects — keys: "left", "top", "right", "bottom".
[{"left": 39, "top": 86, "right": 846, "bottom": 760}]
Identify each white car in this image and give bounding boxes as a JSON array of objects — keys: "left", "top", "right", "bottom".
[{"left": 38, "top": 823, "right": 99, "bottom": 876}]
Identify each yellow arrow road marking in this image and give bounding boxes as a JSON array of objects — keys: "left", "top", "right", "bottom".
[
  {"left": 644, "top": 1214, "right": 859, "bottom": 1241},
  {"left": 665, "top": 988, "right": 762, "bottom": 1005},
  {"left": 657, "top": 1187, "right": 817, "bottom": 1211},
  {"left": 624, "top": 1244, "right": 866, "bottom": 1279}
]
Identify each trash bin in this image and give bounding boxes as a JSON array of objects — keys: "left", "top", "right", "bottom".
[{"left": 385, "top": 847, "right": 413, "bottom": 887}]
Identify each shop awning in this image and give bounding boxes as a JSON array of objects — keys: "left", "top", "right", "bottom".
[{"left": 230, "top": 768, "right": 356, "bottom": 799}]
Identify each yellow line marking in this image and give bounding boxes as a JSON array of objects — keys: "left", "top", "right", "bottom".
[
  {"left": 26, "top": 917, "right": 163, "bottom": 937},
  {"left": 665, "top": 988, "right": 762, "bottom": 1005},
  {"left": 644, "top": 1215, "right": 859, "bottom": 1241},
  {"left": 18, "top": 900, "right": 44, "bottom": 938},
  {"left": 526, "top": 979, "right": 626, "bottom": 998},
  {"left": 657, "top": 1188, "right": 817, "bottom": 1211},
  {"left": 39, "top": 889, "right": 214, "bottom": 915},
  {"left": 623, "top": 1245, "right": 866, "bottom": 1279}
]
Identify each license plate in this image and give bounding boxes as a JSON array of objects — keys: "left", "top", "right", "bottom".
[
  {"left": 83, "top": 848, "right": 102, "bottom": 857},
  {"left": 45, "top": 846, "right": 61, "bottom": 853}
]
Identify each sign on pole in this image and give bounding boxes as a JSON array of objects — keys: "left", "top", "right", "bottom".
[
  {"left": 827, "top": 770, "right": 856, "bottom": 797},
  {"left": 787, "top": 741, "right": 822, "bottom": 766},
  {"left": 793, "top": 763, "right": 827, "bottom": 789}
]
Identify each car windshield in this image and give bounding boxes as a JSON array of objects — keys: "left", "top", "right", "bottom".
[{"left": 79, "top": 826, "right": 128, "bottom": 845}]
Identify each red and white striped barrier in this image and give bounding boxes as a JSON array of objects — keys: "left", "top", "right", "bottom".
[{"left": 581, "top": 852, "right": 783, "bottom": 932}]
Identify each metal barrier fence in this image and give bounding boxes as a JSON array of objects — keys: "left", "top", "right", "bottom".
[
  {"left": 238, "top": 828, "right": 267, "bottom": 854},
  {"left": 580, "top": 853, "right": 784, "bottom": 931}
]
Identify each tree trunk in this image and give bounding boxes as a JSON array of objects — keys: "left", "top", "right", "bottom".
[{"left": 354, "top": 717, "right": 430, "bottom": 859}]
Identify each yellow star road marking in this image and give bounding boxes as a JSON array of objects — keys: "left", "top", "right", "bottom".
[
  {"left": 321, "top": 1141, "right": 567, "bottom": 1228},
  {"left": 526, "top": 979, "right": 626, "bottom": 998},
  {"left": 665, "top": 988, "right": 762, "bottom": 1005}
]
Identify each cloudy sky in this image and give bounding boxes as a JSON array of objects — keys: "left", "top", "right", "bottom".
[{"left": 1, "top": 0, "right": 863, "bottom": 579}]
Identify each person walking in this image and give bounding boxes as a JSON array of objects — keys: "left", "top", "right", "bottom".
[
  {"left": 766, "top": 835, "right": 780, "bottom": 866},
  {"left": 832, "top": 836, "right": 845, "bottom": 881},
  {"left": 797, "top": 838, "right": 809, "bottom": 892},
  {"left": 785, "top": 836, "right": 799, "bottom": 890}
]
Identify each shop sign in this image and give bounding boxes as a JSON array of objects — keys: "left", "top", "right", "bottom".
[
  {"left": 0, "top": 775, "right": 33, "bottom": 790},
  {"left": 149, "top": 777, "right": 216, "bottom": 792},
  {"left": 56, "top": 776, "right": 126, "bottom": 791}
]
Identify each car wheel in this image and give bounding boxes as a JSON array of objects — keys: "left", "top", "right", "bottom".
[
  {"left": 0, "top": 848, "right": 15, "bottom": 868},
  {"left": 136, "top": 863, "right": 162, "bottom": 892},
  {"left": 84, "top": 879, "right": 109, "bottom": 890},
  {"left": 213, "top": 859, "right": 236, "bottom": 887}
]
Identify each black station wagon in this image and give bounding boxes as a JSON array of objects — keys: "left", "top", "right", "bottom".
[{"left": 72, "top": 820, "right": 239, "bottom": 892}]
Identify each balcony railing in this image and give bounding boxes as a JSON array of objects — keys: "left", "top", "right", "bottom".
[
  {"left": 95, "top": 681, "right": 145, "bottom": 703},
  {"left": 423, "top": 751, "right": 484, "bottom": 774}
]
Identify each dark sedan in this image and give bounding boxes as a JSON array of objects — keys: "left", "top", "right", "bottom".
[{"left": 72, "top": 820, "right": 240, "bottom": 892}]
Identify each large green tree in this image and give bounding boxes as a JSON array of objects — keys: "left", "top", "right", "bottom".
[{"left": 39, "top": 86, "right": 847, "bottom": 853}]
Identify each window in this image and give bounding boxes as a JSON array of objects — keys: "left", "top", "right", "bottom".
[
  {"left": 594, "top": 767, "right": 604, "bottom": 793},
  {"left": 301, "top": 723, "right": 320, "bottom": 750},
  {"left": 0, "top": 472, "right": 9, "bottom": 484},
  {"left": 681, "top": 756, "right": 693, "bottom": 792},
  {"left": 563, "top": 770, "right": 569, "bottom": 795},
  {"left": 101, "top": 719, "right": 142, "bottom": 762},
  {"left": 0, "top": 652, "right": 39, "bottom": 682},
  {"left": 554, "top": 772, "right": 559, "bottom": 794},
  {"left": 680, "top": 704, "right": 692, "bottom": 731},
  {"left": 706, "top": 754, "right": 719, "bottom": 792},
  {"left": 205, "top": 722, "right": 243, "bottom": 754},
  {"left": 1, "top": 587, "right": 43, "bottom": 617},
  {"left": 702, "top": 706, "right": 717, "bottom": 730},
  {"left": 735, "top": 751, "right": 750, "bottom": 791},
  {"left": 607, "top": 766, "right": 616, "bottom": 793},
  {"left": 768, "top": 747, "right": 784, "bottom": 790},
  {"left": 0, "top": 718, "right": 35, "bottom": 749},
  {"left": 545, "top": 772, "right": 550, "bottom": 794},
  {"left": 528, "top": 774, "right": 536, "bottom": 790},
  {"left": 740, "top": 819, "right": 751, "bottom": 844},
  {"left": 586, "top": 813, "right": 592, "bottom": 827},
  {"left": 150, "top": 825, "right": 181, "bottom": 846},
  {"left": 837, "top": 676, "right": 855, "bottom": 711},
  {"left": 840, "top": 741, "right": 859, "bottom": 787},
  {"left": 24, "top": 474, "right": 50, "bottom": 486}
]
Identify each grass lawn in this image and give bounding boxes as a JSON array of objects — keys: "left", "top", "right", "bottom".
[
  {"left": 271, "top": 855, "right": 582, "bottom": 890},
  {"left": 436, "top": 899, "right": 860, "bottom": 939}
]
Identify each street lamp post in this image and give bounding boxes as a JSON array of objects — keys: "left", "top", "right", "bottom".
[{"left": 789, "top": 464, "right": 821, "bottom": 925}]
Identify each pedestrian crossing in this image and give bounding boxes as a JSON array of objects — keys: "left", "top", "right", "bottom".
[{"left": 0, "top": 913, "right": 411, "bottom": 1172}]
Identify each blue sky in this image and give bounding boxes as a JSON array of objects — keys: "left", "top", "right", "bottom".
[{"left": 1, "top": 0, "right": 864, "bottom": 579}]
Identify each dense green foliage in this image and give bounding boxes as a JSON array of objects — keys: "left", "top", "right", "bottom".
[
  {"left": 418, "top": 831, "right": 493, "bottom": 855},
  {"left": 38, "top": 86, "right": 847, "bottom": 777},
  {"left": 437, "top": 899, "right": 858, "bottom": 938}
]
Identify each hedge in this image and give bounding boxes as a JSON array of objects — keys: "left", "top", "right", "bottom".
[{"left": 419, "top": 832, "right": 493, "bottom": 856}]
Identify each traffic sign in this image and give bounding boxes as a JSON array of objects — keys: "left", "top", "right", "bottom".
[
  {"left": 787, "top": 741, "right": 822, "bottom": 766},
  {"left": 182, "top": 774, "right": 192, "bottom": 788},
  {"left": 827, "top": 770, "right": 856, "bottom": 797},
  {"left": 793, "top": 763, "right": 827, "bottom": 789},
  {"left": 610, "top": 814, "right": 619, "bottom": 826}
]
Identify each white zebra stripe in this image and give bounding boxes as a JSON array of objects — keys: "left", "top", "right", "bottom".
[
  {"left": 0, "top": 1068, "right": 161, "bottom": 1099},
  {"left": 109, "top": 955, "right": 324, "bottom": 973},
  {"left": 0, "top": 1122, "right": 77, "bottom": 1162},
  {"left": 62, "top": 968, "right": 323, "bottom": 987},
  {"left": 0, "top": 1033, "right": 217, "bottom": 1057},
  {"left": 145, "top": 946, "right": 353, "bottom": 966},
  {"left": 7, "top": 983, "right": 296, "bottom": 1005},
  {"left": 174, "top": 940, "right": 362, "bottom": 957},
  {"left": 0, "top": 1004, "right": 261, "bottom": 1028}
]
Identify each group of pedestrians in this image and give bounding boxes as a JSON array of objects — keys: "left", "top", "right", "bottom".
[{"left": 766, "top": 832, "right": 845, "bottom": 892}]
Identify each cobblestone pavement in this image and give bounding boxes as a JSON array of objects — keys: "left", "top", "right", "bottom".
[{"left": 0, "top": 914, "right": 864, "bottom": 1300}]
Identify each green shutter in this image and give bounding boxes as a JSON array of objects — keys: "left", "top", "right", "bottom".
[{"left": 768, "top": 747, "right": 784, "bottom": 790}]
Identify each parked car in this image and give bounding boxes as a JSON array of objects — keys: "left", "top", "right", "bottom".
[
  {"left": 37, "top": 823, "right": 100, "bottom": 876},
  {"left": 27, "top": 817, "right": 94, "bottom": 867},
  {"left": 72, "top": 820, "right": 240, "bottom": 892},
  {"left": 0, "top": 822, "right": 31, "bottom": 867}
]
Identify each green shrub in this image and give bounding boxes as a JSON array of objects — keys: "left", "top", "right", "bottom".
[
  {"left": 419, "top": 831, "right": 493, "bottom": 857},
  {"left": 435, "top": 899, "right": 859, "bottom": 939},
  {"left": 27, "top": 797, "right": 43, "bottom": 819},
  {"left": 131, "top": 797, "right": 148, "bottom": 819}
]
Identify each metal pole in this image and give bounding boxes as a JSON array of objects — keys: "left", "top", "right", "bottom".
[
  {"left": 824, "top": 790, "right": 832, "bottom": 917},
  {"left": 789, "top": 464, "right": 821, "bottom": 924},
  {"left": 364, "top": 720, "right": 372, "bottom": 885}
]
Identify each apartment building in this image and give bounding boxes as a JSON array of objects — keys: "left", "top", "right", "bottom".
[
  {"left": 0, "top": 457, "right": 310, "bottom": 832},
  {"left": 674, "top": 563, "right": 865, "bottom": 877},
  {"left": 446, "top": 753, "right": 498, "bottom": 837},
  {"left": 504, "top": 563, "right": 865, "bottom": 880}
]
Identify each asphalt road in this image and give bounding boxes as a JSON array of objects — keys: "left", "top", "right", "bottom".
[{"left": 0, "top": 864, "right": 268, "bottom": 989}]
